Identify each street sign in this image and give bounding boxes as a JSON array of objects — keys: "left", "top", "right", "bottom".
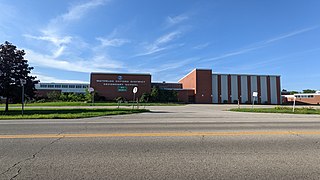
[
  {"left": 253, "top": 92, "right": 258, "bottom": 97},
  {"left": 118, "top": 86, "right": 127, "bottom": 92},
  {"left": 252, "top": 92, "right": 258, "bottom": 109},
  {"left": 133, "top": 87, "right": 138, "bottom": 94},
  {"left": 88, "top": 87, "right": 94, "bottom": 93}
]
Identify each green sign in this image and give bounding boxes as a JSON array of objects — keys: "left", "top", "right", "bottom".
[{"left": 118, "top": 86, "right": 127, "bottom": 92}]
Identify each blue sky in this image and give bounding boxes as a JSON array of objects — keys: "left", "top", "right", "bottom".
[{"left": 0, "top": 0, "right": 319, "bottom": 91}]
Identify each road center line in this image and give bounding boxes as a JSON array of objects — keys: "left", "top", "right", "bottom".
[{"left": 1, "top": 131, "right": 320, "bottom": 139}]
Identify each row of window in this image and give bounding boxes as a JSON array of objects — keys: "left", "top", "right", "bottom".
[
  {"left": 296, "top": 95, "right": 314, "bottom": 98},
  {"left": 39, "top": 84, "right": 89, "bottom": 89}
]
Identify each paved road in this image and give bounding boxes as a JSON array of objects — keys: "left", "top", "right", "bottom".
[{"left": 1, "top": 105, "right": 320, "bottom": 179}]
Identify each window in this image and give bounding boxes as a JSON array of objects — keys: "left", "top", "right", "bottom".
[
  {"left": 55, "top": 85, "right": 61, "bottom": 88},
  {"left": 69, "top": 85, "right": 75, "bottom": 88},
  {"left": 40, "top": 84, "right": 47, "bottom": 88},
  {"left": 48, "top": 85, "right": 54, "bottom": 88},
  {"left": 76, "top": 85, "right": 82, "bottom": 88},
  {"left": 62, "top": 85, "right": 68, "bottom": 88},
  {"left": 83, "top": 85, "right": 88, "bottom": 88}
]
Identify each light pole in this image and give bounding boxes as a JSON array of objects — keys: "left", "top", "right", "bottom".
[{"left": 20, "top": 79, "right": 27, "bottom": 115}]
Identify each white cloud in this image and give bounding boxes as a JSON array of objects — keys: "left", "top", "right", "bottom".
[
  {"left": 193, "top": 43, "right": 210, "bottom": 50},
  {"left": 96, "top": 37, "right": 130, "bottom": 47},
  {"left": 32, "top": 73, "right": 89, "bottom": 84},
  {"left": 61, "top": 0, "right": 108, "bottom": 22},
  {"left": 155, "top": 31, "right": 180, "bottom": 44},
  {"left": 135, "top": 31, "right": 181, "bottom": 56},
  {"left": 264, "top": 26, "right": 319, "bottom": 44},
  {"left": 166, "top": 14, "right": 189, "bottom": 27},
  {"left": 25, "top": 49, "right": 122, "bottom": 73},
  {"left": 24, "top": 34, "right": 72, "bottom": 47},
  {"left": 201, "top": 46, "right": 263, "bottom": 63},
  {"left": 52, "top": 46, "right": 66, "bottom": 58},
  {"left": 201, "top": 26, "right": 318, "bottom": 63}
]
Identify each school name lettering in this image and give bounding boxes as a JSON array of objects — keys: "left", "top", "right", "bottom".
[{"left": 96, "top": 79, "right": 145, "bottom": 86}]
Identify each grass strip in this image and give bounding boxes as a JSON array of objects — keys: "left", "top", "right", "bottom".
[
  {"left": 0, "top": 108, "right": 149, "bottom": 119},
  {"left": 230, "top": 106, "right": 320, "bottom": 115},
  {"left": 0, "top": 102, "right": 184, "bottom": 107}
]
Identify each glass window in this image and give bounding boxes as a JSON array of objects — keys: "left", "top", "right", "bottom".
[
  {"left": 76, "top": 85, "right": 82, "bottom": 88},
  {"left": 40, "top": 84, "right": 47, "bottom": 88},
  {"left": 62, "top": 85, "right": 68, "bottom": 88},
  {"left": 55, "top": 85, "right": 61, "bottom": 88},
  {"left": 69, "top": 85, "right": 75, "bottom": 88},
  {"left": 48, "top": 85, "right": 54, "bottom": 88}
]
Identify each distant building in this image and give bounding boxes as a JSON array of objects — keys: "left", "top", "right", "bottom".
[
  {"left": 282, "top": 91, "right": 320, "bottom": 105},
  {"left": 35, "top": 83, "right": 89, "bottom": 98}
]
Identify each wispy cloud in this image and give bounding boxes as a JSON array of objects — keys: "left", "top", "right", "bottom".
[
  {"left": 25, "top": 49, "right": 122, "bottom": 73},
  {"left": 200, "top": 26, "right": 318, "bottom": 63},
  {"left": 135, "top": 31, "right": 181, "bottom": 56},
  {"left": 61, "top": 0, "right": 108, "bottom": 22},
  {"left": 24, "top": 34, "right": 72, "bottom": 46},
  {"left": 200, "top": 46, "right": 263, "bottom": 63},
  {"left": 96, "top": 37, "right": 130, "bottom": 47},
  {"left": 264, "top": 26, "right": 318, "bottom": 44},
  {"left": 166, "top": 14, "right": 189, "bottom": 27},
  {"left": 23, "top": 0, "right": 123, "bottom": 76},
  {"left": 132, "top": 57, "right": 196, "bottom": 75},
  {"left": 193, "top": 43, "right": 210, "bottom": 50},
  {"left": 32, "top": 73, "right": 89, "bottom": 83}
]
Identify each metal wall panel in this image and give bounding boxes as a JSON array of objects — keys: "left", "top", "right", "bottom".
[
  {"left": 260, "top": 76, "right": 268, "bottom": 103},
  {"left": 241, "top": 76, "right": 248, "bottom": 103},
  {"left": 221, "top": 75, "right": 228, "bottom": 103},
  {"left": 231, "top": 75, "right": 238, "bottom": 102},
  {"left": 251, "top": 76, "right": 257, "bottom": 95},
  {"left": 212, "top": 75, "right": 218, "bottom": 103},
  {"left": 270, "top": 76, "right": 277, "bottom": 104}
]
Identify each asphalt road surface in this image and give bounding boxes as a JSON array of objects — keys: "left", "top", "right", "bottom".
[{"left": 1, "top": 105, "right": 320, "bottom": 179}]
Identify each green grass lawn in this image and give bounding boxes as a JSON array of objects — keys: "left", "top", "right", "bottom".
[
  {"left": 0, "top": 101, "right": 184, "bottom": 107},
  {"left": 0, "top": 108, "right": 149, "bottom": 119},
  {"left": 230, "top": 106, "right": 320, "bottom": 115}
]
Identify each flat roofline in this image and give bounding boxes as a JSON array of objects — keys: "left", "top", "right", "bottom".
[
  {"left": 91, "top": 72, "right": 151, "bottom": 76},
  {"left": 152, "top": 82, "right": 182, "bottom": 84},
  {"left": 294, "top": 93, "right": 320, "bottom": 96},
  {"left": 37, "top": 82, "right": 89, "bottom": 84},
  {"left": 163, "top": 88, "right": 195, "bottom": 91},
  {"left": 212, "top": 73, "right": 281, "bottom": 77}
]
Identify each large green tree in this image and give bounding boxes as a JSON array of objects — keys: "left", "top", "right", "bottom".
[{"left": 0, "top": 41, "right": 38, "bottom": 112}]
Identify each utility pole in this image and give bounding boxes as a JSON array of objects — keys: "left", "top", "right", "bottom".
[{"left": 20, "top": 79, "right": 27, "bottom": 115}]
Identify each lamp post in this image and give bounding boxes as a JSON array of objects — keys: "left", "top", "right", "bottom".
[{"left": 20, "top": 79, "right": 27, "bottom": 115}]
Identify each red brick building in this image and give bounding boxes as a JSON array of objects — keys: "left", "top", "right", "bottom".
[
  {"left": 90, "top": 73, "right": 151, "bottom": 101},
  {"left": 90, "top": 69, "right": 281, "bottom": 104}
]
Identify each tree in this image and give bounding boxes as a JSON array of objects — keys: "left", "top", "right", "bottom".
[
  {"left": 150, "top": 86, "right": 159, "bottom": 102},
  {"left": 0, "top": 41, "right": 38, "bottom": 112},
  {"left": 302, "top": 89, "right": 316, "bottom": 93}
]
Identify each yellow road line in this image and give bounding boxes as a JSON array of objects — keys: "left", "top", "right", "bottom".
[{"left": 1, "top": 131, "right": 320, "bottom": 139}]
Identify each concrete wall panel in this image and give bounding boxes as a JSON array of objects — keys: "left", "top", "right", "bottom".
[
  {"left": 270, "top": 76, "right": 277, "bottom": 104},
  {"left": 260, "top": 76, "right": 267, "bottom": 103},
  {"left": 231, "top": 75, "right": 238, "bottom": 102},
  {"left": 221, "top": 75, "right": 228, "bottom": 103},
  {"left": 212, "top": 75, "right": 218, "bottom": 103},
  {"left": 241, "top": 76, "right": 248, "bottom": 103}
]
